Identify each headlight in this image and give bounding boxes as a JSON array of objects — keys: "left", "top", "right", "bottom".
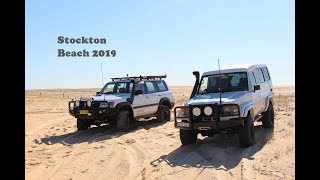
[
  {"left": 192, "top": 107, "right": 201, "bottom": 116},
  {"left": 87, "top": 100, "right": 92, "bottom": 107},
  {"left": 75, "top": 100, "right": 80, "bottom": 107},
  {"left": 69, "top": 102, "right": 74, "bottom": 110},
  {"left": 204, "top": 106, "right": 213, "bottom": 116},
  {"left": 222, "top": 105, "right": 239, "bottom": 116},
  {"left": 99, "top": 102, "right": 109, "bottom": 108},
  {"left": 176, "top": 107, "right": 189, "bottom": 117}
]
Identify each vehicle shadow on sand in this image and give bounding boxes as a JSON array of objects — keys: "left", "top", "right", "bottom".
[
  {"left": 39, "top": 118, "right": 166, "bottom": 146},
  {"left": 150, "top": 125, "right": 274, "bottom": 171}
]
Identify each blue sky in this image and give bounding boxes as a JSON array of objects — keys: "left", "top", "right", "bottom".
[{"left": 26, "top": 0, "right": 294, "bottom": 89}]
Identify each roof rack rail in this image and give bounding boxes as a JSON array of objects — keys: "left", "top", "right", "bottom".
[{"left": 111, "top": 74, "right": 167, "bottom": 81}]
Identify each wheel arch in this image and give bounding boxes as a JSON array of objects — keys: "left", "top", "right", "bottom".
[
  {"left": 158, "top": 97, "right": 172, "bottom": 109},
  {"left": 115, "top": 102, "right": 134, "bottom": 117},
  {"left": 263, "top": 96, "right": 274, "bottom": 112},
  {"left": 243, "top": 104, "right": 254, "bottom": 118}
]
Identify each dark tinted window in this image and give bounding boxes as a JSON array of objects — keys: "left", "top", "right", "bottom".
[
  {"left": 262, "top": 67, "right": 270, "bottom": 81},
  {"left": 256, "top": 68, "right": 265, "bottom": 83},
  {"left": 145, "top": 81, "right": 157, "bottom": 93},
  {"left": 155, "top": 81, "right": 168, "bottom": 92}
]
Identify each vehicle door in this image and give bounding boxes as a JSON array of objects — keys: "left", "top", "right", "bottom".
[
  {"left": 262, "top": 67, "right": 273, "bottom": 95},
  {"left": 144, "top": 81, "right": 160, "bottom": 114},
  {"left": 256, "top": 68, "right": 269, "bottom": 112},
  {"left": 253, "top": 69, "right": 266, "bottom": 114},
  {"left": 132, "top": 81, "right": 151, "bottom": 117},
  {"left": 248, "top": 71, "right": 260, "bottom": 117},
  {"left": 154, "top": 80, "right": 171, "bottom": 102}
]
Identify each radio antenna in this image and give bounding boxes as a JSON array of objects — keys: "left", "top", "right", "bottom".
[{"left": 218, "top": 59, "right": 222, "bottom": 105}]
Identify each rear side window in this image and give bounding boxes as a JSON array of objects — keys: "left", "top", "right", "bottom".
[
  {"left": 248, "top": 72, "right": 256, "bottom": 91},
  {"left": 155, "top": 81, "right": 168, "bottom": 92},
  {"left": 262, "top": 67, "right": 271, "bottom": 81},
  {"left": 145, "top": 81, "right": 157, "bottom": 93},
  {"left": 256, "top": 68, "right": 265, "bottom": 83}
]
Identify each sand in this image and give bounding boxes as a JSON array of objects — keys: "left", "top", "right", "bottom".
[{"left": 25, "top": 86, "right": 295, "bottom": 179}]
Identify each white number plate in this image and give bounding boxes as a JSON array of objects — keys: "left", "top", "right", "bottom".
[{"left": 177, "top": 122, "right": 189, "bottom": 127}]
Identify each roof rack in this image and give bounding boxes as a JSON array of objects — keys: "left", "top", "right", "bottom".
[{"left": 111, "top": 74, "right": 167, "bottom": 81}]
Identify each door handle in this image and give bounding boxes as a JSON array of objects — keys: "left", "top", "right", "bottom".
[
  {"left": 158, "top": 94, "right": 161, "bottom": 96},
  {"left": 146, "top": 96, "right": 149, "bottom": 98}
]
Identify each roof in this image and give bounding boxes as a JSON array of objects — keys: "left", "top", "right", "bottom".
[
  {"left": 202, "top": 64, "right": 267, "bottom": 76},
  {"left": 111, "top": 75, "right": 167, "bottom": 81}
]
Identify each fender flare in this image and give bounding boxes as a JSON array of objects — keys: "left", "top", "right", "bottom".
[
  {"left": 243, "top": 104, "right": 254, "bottom": 118},
  {"left": 115, "top": 102, "right": 134, "bottom": 116},
  {"left": 263, "top": 96, "right": 274, "bottom": 112}
]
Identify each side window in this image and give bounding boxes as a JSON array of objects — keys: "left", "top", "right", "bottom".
[
  {"left": 262, "top": 67, "right": 270, "bottom": 81},
  {"left": 248, "top": 72, "right": 256, "bottom": 91},
  {"left": 155, "top": 81, "right": 168, "bottom": 92},
  {"left": 104, "top": 84, "right": 115, "bottom": 93},
  {"left": 135, "top": 82, "right": 146, "bottom": 94},
  {"left": 145, "top": 81, "right": 157, "bottom": 93},
  {"left": 256, "top": 68, "right": 265, "bottom": 83},
  {"left": 199, "top": 77, "right": 208, "bottom": 93}
]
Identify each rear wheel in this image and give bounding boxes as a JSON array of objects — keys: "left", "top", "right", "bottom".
[
  {"left": 77, "top": 118, "right": 90, "bottom": 131},
  {"left": 157, "top": 105, "right": 171, "bottom": 122},
  {"left": 262, "top": 102, "right": 274, "bottom": 128},
  {"left": 238, "top": 115, "right": 255, "bottom": 147},
  {"left": 180, "top": 129, "right": 198, "bottom": 146},
  {"left": 116, "top": 110, "right": 131, "bottom": 131}
]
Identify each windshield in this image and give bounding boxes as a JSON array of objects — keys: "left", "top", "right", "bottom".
[
  {"left": 198, "top": 72, "right": 248, "bottom": 94},
  {"left": 100, "top": 82, "right": 134, "bottom": 94}
]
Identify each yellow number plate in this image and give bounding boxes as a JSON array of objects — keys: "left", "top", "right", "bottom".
[{"left": 79, "top": 110, "right": 89, "bottom": 114}]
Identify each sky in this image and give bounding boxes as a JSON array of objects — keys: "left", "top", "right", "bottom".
[{"left": 26, "top": 0, "right": 294, "bottom": 90}]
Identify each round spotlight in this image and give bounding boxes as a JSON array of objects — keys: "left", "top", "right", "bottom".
[
  {"left": 192, "top": 107, "right": 201, "bottom": 116},
  {"left": 87, "top": 100, "right": 92, "bottom": 107},
  {"left": 204, "top": 106, "right": 213, "bottom": 116},
  {"left": 75, "top": 100, "right": 80, "bottom": 107}
]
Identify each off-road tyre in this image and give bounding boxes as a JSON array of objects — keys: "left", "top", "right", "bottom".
[
  {"left": 157, "top": 105, "right": 171, "bottom": 122},
  {"left": 238, "top": 115, "right": 255, "bottom": 147},
  {"left": 262, "top": 102, "right": 275, "bottom": 128},
  {"left": 77, "top": 118, "right": 90, "bottom": 131},
  {"left": 116, "top": 110, "right": 131, "bottom": 131},
  {"left": 180, "top": 129, "right": 198, "bottom": 146}
]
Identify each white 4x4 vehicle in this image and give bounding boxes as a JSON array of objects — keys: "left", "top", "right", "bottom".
[
  {"left": 69, "top": 75, "right": 175, "bottom": 131},
  {"left": 174, "top": 64, "right": 274, "bottom": 147}
]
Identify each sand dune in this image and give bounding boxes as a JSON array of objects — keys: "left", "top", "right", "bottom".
[{"left": 25, "top": 86, "right": 295, "bottom": 179}]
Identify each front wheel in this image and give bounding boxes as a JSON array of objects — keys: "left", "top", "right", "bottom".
[
  {"left": 238, "top": 115, "right": 255, "bottom": 147},
  {"left": 262, "top": 102, "right": 274, "bottom": 128},
  {"left": 77, "top": 118, "right": 90, "bottom": 131},
  {"left": 116, "top": 110, "right": 131, "bottom": 131},
  {"left": 180, "top": 129, "right": 198, "bottom": 146}
]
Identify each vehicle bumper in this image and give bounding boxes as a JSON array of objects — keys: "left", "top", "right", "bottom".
[
  {"left": 68, "top": 101, "right": 117, "bottom": 120},
  {"left": 174, "top": 105, "right": 243, "bottom": 130}
]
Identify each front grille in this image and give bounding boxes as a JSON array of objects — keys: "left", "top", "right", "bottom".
[{"left": 78, "top": 101, "right": 87, "bottom": 108}]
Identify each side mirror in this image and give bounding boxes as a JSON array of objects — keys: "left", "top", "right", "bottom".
[
  {"left": 254, "top": 85, "right": 260, "bottom": 92},
  {"left": 96, "top": 91, "right": 100, "bottom": 95},
  {"left": 134, "top": 90, "right": 142, "bottom": 95}
]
